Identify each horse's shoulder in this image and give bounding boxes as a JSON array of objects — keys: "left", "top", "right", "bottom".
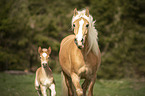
[
  {"left": 62, "top": 35, "right": 75, "bottom": 42},
  {"left": 60, "top": 34, "right": 75, "bottom": 47},
  {"left": 36, "top": 67, "right": 41, "bottom": 73}
]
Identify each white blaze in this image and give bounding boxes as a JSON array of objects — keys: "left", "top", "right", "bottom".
[
  {"left": 42, "top": 53, "right": 47, "bottom": 57},
  {"left": 76, "top": 19, "right": 84, "bottom": 41},
  {"left": 41, "top": 53, "right": 48, "bottom": 64}
]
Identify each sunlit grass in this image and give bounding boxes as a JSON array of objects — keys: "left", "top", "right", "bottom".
[{"left": 0, "top": 72, "right": 145, "bottom": 96}]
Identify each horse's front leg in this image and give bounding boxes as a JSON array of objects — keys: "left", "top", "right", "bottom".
[
  {"left": 35, "top": 78, "right": 42, "bottom": 96},
  {"left": 40, "top": 85, "right": 47, "bottom": 96},
  {"left": 49, "top": 83, "right": 56, "bottom": 96},
  {"left": 71, "top": 73, "right": 83, "bottom": 96},
  {"left": 63, "top": 72, "right": 74, "bottom": 96},
  {"left": 87, "top": 74, "right": 96, "bottom": 96}
]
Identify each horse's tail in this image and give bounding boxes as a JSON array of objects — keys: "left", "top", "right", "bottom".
[{"left": 61, "top": 72, "right": 68, "bottom": 96}]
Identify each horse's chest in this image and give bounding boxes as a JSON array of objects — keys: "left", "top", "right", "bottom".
[{"left": 40, "top": 77, "right": 53, "bottom": 86}]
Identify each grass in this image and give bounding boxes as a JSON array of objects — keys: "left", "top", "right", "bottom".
[{"left": 0, "top": 72, "right": 145, "bottom": 96}]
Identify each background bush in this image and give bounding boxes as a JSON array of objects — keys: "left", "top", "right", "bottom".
[{"left": 0, "top": 0, "right": 145, "bottom": 79}]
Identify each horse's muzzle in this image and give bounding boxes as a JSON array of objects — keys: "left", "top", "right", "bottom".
[
  {"left": 74, "top": 38, "right": 84, "bottom": 49},
  {"left": 42, "top": 63, "right": 48, "bottom": 68}
]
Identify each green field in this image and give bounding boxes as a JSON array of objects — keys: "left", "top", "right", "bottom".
[{"left": 0, "top": 72, "right": 145, "bottom": 96}]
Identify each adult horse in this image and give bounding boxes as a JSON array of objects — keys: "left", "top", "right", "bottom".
[{"left": 59, "top": 8, "right": 101, "bottom": 96}]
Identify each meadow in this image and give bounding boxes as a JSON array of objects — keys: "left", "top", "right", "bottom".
[{"left": 0, "top": 72, "right": 145, "bottom": 96}]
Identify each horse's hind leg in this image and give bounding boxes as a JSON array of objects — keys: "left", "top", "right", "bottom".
[
  {"left": 87, "top": 74, "right": 96, "bottom": 96},
  {"left": 71, "top": 73, "right": 83, "bottom": 96},
  {"left": 82, "top": 79, "right": 90, "bottom": 96}
]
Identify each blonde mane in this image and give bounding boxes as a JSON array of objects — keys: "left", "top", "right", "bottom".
[{"left": 72, "top": 9, "right": 99, "bottom": 56}]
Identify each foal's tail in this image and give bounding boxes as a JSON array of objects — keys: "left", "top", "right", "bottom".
[{"left": 61, "top": 72, "right": 68, "bottom": 96}]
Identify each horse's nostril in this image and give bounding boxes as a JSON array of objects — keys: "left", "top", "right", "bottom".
[
  {"left": 81, "top": 38, "right": 83, "bottom": 42},
  {"left": 74, "top": 38, "right": 77, "bottom": 44},
  {"left": 78, "top": 46, "right": 82, "bottom": 49},
  {"left": 74, "top": 38, "right": 77, "bottom": 42}
]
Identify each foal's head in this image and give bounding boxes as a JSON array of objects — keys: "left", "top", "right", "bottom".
[
  {"left": 72, "top": 8, "right": 90, "bottom": 49},
  {"left": 38, "top": 46, "right": 51, "bottom": 68}
]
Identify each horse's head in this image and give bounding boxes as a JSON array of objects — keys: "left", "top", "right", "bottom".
[
  {"left": 72, "top": 8, "right": 90, "bottom": 49},
  {"left": 38, "top": 46, "right": 51, "bottom": 68}
]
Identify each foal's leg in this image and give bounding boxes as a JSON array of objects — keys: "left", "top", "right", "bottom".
[
  {"left": 35, "top": 85, "right": 42, "bottom": 96},
  {"left": 49, "top": 83, "right": 56, "bottom": 96},
  {"left": 35, "top": 78, "right": 42, "bottom": 96},
  {"left": 71, "top": 73, "right": 83, "bottom": 96},
  {"left": 40, "top": 85, "right": 47, "bottom": 96},
  {"left": 87, "top": 74, "right": 96, "bottom": 96}
]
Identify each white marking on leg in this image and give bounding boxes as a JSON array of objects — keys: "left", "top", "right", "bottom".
[
  {"left": 35, "top": 78, "right": 39, "bottom": 90},
  {"left": 49, "top": 84, "right": 56, "bottom": 96},
  {"left": 41, "top": 86, "right": 47, "bottom": 96},
  {"left": 76, "top": 89, "right": 83, "bottom": 95}
]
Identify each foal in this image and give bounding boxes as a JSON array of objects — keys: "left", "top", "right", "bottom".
[{"left": 35, "top": 46, "right": 56, "bottom": 96}]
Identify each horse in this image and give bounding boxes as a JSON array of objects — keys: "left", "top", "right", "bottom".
[
  {"left": 59, "top": 8, "right": 101, "bottom": 96},
  {"left": 35, "top": 46, "right": 56, "bottom": 96}
]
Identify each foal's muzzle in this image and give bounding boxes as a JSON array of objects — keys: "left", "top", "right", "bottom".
[
  {"left": 74, "top": 38, "right": 85, "bottom": 49},
  {"left": 42, "top": 63, "right": 48, "bottom": 68}
]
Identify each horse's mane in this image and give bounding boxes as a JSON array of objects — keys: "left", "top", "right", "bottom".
[{"left": 72, "top": 9, "right": 99, "bottom": 56}]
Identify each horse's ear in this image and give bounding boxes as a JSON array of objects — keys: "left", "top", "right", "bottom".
[
  {"left": 74, "top": 8, "right": 78, "bottom": 16},
  {"left": 48, "top": 47, "right": 51, "bottom": 54},
  {"left": 85, "top": 8, "right": 89, "bottom": 17},
  {"left": 38, "top": 46, "right": 42, "bottom": 53}
]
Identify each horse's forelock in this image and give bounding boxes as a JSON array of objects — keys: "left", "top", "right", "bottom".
[{"left": 72, "top": 9, "right": 91, "bottom": 25}]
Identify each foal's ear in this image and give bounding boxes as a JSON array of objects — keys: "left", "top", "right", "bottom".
[
  {"left": 74, "top": 8, "right": 78, "bottom": 16},
  {"left": 48, "top": 47, "right": 51, "bottom": 54},
  {"left": 38, "top": 46, "right": 42, "bottom": 53},
  {"left": 85, "top": 8, "right": 89, "bottom": 17}
]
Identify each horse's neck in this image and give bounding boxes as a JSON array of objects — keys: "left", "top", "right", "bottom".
[
  {"left": 82, "top": 39, "right": 95, "bottom": 59},
  {"left": 82, "top": 38, "right": 89, "bottom": 56},
  {"left": 41, "top": 66, "right": 52, "bottom": 77}
]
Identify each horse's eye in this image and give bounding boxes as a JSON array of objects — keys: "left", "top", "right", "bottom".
[
  {"left": 86, "top": 24, "right": 89, "bottom": 28},
  {"left": 73, "top": 24, "right": 75, "bottom": 27}
]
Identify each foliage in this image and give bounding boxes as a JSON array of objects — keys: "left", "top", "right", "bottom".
[
  {"left": 0, "top": 0, "right": 145, "bottom": 79},
  {"left": 90, "top": 0, "right": 145, "bottom": 79}
]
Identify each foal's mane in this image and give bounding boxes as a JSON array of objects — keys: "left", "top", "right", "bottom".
[{"left": 72, "top": 9, "right": 99, "bottom": 56}]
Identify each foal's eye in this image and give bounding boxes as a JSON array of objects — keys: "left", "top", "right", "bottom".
[
  {"left": 73, "top": 24, "right": 75, "bottom": 27},
  {"left": 86, "top": 24, "right": 89, "bottom": 28}
]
